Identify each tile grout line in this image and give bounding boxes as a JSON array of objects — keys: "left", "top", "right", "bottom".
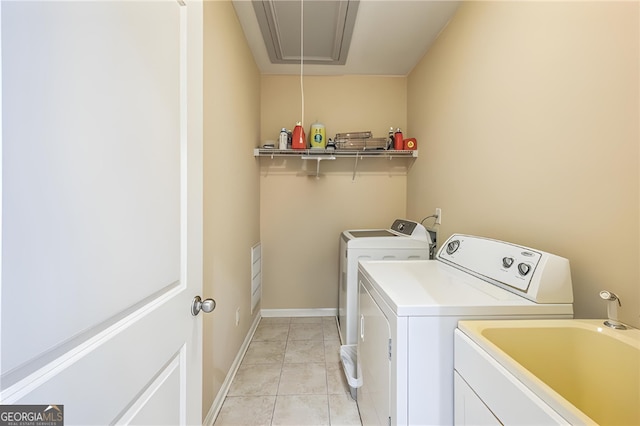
[
  {"left": 324, "top": 322, "right": 332, "bottom": 425},
  {"left": 271, "top": 319, "right": 291, "bottom": 425}
]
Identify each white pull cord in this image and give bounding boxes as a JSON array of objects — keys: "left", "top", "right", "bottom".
[{"left": 300, "top": 0, "right": 304, "bottom": 128}]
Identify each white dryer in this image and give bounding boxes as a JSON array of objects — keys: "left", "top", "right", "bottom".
[
  {"left": 338, "top": 219, "right": 433, "bottom": 347},
  {"left": 356, "top": 234, "right": 574, "bottom": 426}
]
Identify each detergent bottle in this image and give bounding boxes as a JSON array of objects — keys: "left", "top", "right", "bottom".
[
  {"left": 394, "top": 128, "right": 404, "bottom": 150},
  {"left": 292, "top": 122, "right": 307, "bottom": 149},
  {"left": 279, "top": 128, "right": 288, "bottom": 150},
  {"left": 309, "top": 121, "right": 326, "bottom": 149}
]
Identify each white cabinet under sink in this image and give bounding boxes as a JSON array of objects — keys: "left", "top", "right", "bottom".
[
  {"left": 454, "top": 329, "right": 570, "bottom": 425},
  {"left": 454, "top": 373, "right": 501, "bottom": 425}
]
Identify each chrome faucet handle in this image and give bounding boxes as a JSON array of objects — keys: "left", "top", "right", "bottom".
[
  {"left": 599, "top": 290, "right": 627, "bottom": 330},
  {"left": 599, "top": 290, "right": 622, "bottom": 306}
]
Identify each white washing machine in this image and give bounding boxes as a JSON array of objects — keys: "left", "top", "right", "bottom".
[
  {"left": 356, "top": 234, "right": 574, "bottom": 426},
  {"left": 338, "top": 219, "right": 433, "bottom": 347}
]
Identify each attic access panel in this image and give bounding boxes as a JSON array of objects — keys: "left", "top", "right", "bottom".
[{"left": 252, "top": 0, "right": 359, "bottom": 65}]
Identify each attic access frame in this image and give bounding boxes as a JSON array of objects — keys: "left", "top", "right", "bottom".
[{"left": 252, "top": 0, "right": 359, "bottom": 65}]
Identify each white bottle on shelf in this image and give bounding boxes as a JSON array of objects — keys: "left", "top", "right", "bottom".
[{"left": 278, "top": 128, "right": 288, "bottom": 150}]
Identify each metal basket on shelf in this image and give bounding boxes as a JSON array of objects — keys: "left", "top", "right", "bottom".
[{"left": 334, "top": 131, "right": 388, "bottom": 150}]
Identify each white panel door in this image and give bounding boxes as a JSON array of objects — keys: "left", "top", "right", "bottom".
[{"left": 1, "top": 1, "right": 204, "bottom": 424}]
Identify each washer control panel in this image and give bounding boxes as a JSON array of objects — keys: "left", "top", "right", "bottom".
[
  {"left": 390, "top": 219, "right": 419, "bottom": 236},
  {"left": 437, "top": 234, "right": 573, "bottom": 303},
  {"left": 390, "top": 219, "right": 431, "bottom": 244}
]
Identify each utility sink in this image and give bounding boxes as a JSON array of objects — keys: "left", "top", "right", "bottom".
[{"left": 456, "top": 319, "right": 640, "bottom": 425}]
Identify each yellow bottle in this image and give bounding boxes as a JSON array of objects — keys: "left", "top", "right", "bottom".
[{"left": 310, "top": 121, "right": 326, "bottom": 149}]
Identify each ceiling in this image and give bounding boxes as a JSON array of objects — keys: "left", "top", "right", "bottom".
[{"left": 232, "top": 1, "right": 461, "bottom": 76}]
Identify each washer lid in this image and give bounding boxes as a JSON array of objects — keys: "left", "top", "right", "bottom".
[
  {"left": 342, "top": 219, "right": 431, "bottom": 244},
  {"left": 348, "top": 230, "right": 398, "bottom": 238}
]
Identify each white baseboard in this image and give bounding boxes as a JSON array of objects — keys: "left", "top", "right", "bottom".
[
  {"left": 202, "top": 313, "right": 261, "bottom": 426},
  {"left": 261, "top": 308, "right": 337, "bottom": 318}
]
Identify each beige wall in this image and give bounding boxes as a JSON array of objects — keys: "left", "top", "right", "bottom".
[
  {"left": 259, "top": 75, "right": 410, "bottom": 310},
  {"left": 407, "top": 1, "right": 640, "bottom": 328},
  {"left": 202, "top": 0, "right": 261, "bottom": 419},
  {"left": 260, "top": 75, "right": 407, "bottom": 144},
  {"left": 203, "top": 1, "right": 639, "bottom": 416}
]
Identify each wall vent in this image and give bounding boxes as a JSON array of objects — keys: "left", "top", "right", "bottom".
[{"left": 251, "top": 243, "right": 262, "bottom": 314}]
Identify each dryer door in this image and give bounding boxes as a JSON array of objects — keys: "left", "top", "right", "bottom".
[
  {"left": 338, "top": 234, "right": 348, "bottom": 344},
  {"left": 358, "top": 280, "right": 391, "bottom": 426}
]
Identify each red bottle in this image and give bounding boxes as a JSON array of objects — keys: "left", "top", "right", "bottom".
[
  {"left": 394, "top": 128, "right": 403, "bottom": 150},
  {"left": 292, "top": 122, "right": 307, "bottom": 149}
]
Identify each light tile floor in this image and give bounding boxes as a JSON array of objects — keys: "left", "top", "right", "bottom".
[{"left": 214, "top": 316, "right": 362, "bottom": 426}]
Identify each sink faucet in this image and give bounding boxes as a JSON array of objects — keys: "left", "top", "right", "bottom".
[{"left": 599, "top": 290, "right": 627, "bottom": 330}]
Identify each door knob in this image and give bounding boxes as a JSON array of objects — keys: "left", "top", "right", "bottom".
[{"left": 191, "top": 296, "right": 216, "bottom": 316}]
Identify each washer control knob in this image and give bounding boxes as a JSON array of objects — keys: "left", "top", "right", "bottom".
[
  {"left": 502, "top": 257, "right": 514, "bottom": 268},
  {"left": 517, "top": 263, "right": 531, "bottom": 276},
  {"left": 446, "top": 240, "right": 460, "bottom": 255}
]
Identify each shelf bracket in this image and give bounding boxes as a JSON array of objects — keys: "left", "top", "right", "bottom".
[
  {"left": 352, "top": 153, "right": 360, "bottom": 181},
  {"left": 300, "top": 155, "right": 336, "bottom": 178}
]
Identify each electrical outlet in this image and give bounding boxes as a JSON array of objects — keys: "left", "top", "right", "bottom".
[
  {"left": 235, "top": 308, "right": 240, "bottom": 326},
  {"left": 435, "top": 208, "right": 442, "bottom": 225}
]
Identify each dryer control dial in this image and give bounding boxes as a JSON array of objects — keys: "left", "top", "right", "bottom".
[
  {"left": 517, "top": 263, "right": 531, "bottom": 276},
  {"left": 502, "top": 257, "right": 514, "bottom": 268},
  {"left": 446, "top": 240, "right": 460, "bottom": 255}
]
